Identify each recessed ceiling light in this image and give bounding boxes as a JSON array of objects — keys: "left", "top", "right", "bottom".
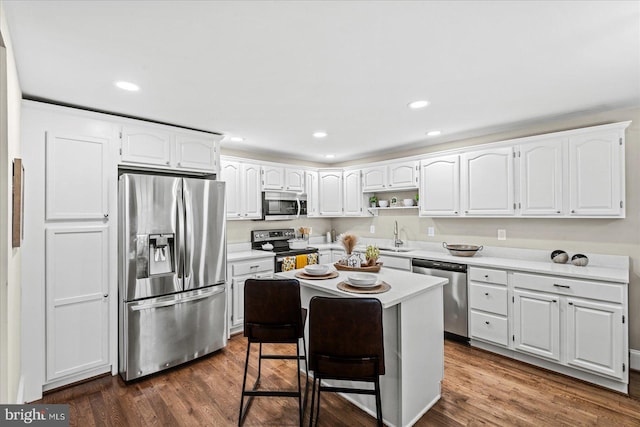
[
  {"left": 408, "top": 100, "right": 430, "bottom": 109},
  {"left": 427, "top": 130, "right": 441, "bottom": 136},
  {"left": 313, "top": 131, "right": 328, "bottom": 139},
  {"left": 325, "top": 154, "right": 335, "bottom": 159},
  {"left": 115, "top": 81, "right": 140, "bottom": 91},
  {"left": 229, "top": 136, "right": 244, "bottom": 142}
]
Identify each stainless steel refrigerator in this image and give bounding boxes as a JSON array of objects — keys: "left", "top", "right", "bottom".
[{"left": 118, "top": 173, "right": 227, "bottom": 381}]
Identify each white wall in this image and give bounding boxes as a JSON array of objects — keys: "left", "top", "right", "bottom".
[{"left": 0, "top": 0, "right": 23, "bottom": 404}]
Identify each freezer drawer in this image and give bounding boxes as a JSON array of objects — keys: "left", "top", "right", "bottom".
[{"left": 120, "top": 285, "right": 226, "bottom": 381}]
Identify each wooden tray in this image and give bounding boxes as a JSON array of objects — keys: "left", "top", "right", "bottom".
[
  {"left": 294, "top": 271, "right": 339, "bottom": 280},
  {"left": 334, "top": 262, "right": 382, "bottom": 272},
  {"left": 337, "top": 281, "right": 390, "bottom": 294}
]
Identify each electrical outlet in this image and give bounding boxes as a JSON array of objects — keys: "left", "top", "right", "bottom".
[
  {"left": 427, "top": 226, "right": 435, "bottom": 237},
  {"left": 370, "top": 225, "right": 375, "bottom": 234},
  {"left": 497, "top": 229, "right": 507, "bottom": 240}
]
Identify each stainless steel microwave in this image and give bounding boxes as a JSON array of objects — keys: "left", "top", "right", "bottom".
[{"left": 262, "top": 192, "right": 307, "bottom": 220}]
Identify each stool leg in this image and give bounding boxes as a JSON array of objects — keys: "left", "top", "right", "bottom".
[
  {"left": 374, "top": 376, "right": 383, "bottom": 427},
  {"left": 257, "top": 343, "right": 263, "bottom": 384},
  {"left": 238, "top": 341, "right": 252, "bottom": 426},
  {"left": 302, "top": 335, "right": 309, "bottom": 408},
  {"left": 296, "top": 341, "right": 303, "bottom": 427},
  {"left": 308, "top": 376, "right": 317, "bottom": 427}
]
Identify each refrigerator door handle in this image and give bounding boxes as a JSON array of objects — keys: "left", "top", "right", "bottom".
[
  {"left": 183, "top": 180, "right": 192, "bottom": 283},
  {"left": 130, "top": 286, "right": 225, "bottom": 311},
  {"left": 176, "top": 180, "right": 185, "bottom": 280}
]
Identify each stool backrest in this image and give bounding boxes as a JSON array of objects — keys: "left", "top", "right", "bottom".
[
  {"left": 244, "top": 278, "right": 304, "bottom": 342},
  {"left": 308, "top": 296, "right": 385, "bottom": 378}
]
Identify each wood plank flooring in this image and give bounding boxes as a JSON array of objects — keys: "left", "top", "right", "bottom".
[{"left": 37, "top": 336, "right": 640, "bottom": 426}]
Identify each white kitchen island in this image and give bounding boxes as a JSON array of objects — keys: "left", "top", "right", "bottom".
[{"left": 277, "top": 266, "right": 448, "bottom": 427}]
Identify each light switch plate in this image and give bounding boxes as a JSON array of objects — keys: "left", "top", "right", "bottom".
[
  {"left": 497, "top": 229, "right": 507, "bottom": 240},
  {"left": 370, "top": 225, "right": 375, "bottom": 234},
  {"left": 427, "top": 226, "right": 435, "bottom": 237}
]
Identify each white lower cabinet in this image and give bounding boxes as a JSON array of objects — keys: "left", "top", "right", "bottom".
[
  {"left": 513, "top": 289, "right": 560, "bottom": 361},
  {"left": 227, "top": 257, "right": 274, "bottom": 335},
  {"left": 468, "top": 267, "right": 509, "bottom": 347},
  {"left": 331, "top": 249, "right": 346, "bottom": 263},
  {"left": 318, "top": 250, "right": 331, "bottom": 264}
]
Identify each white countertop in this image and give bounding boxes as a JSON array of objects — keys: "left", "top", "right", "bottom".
[
  {"left": 227, "top": 250, "right": 275, "bottom": 262},
  {"left": 277, "top": 265, "right": 447, "bottom": 309}
]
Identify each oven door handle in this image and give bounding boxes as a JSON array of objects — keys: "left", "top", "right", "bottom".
[{"left": 296, "top": 197, "right": 301, "bottom": 219}]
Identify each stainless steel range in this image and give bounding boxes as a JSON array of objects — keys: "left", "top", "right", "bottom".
[{"left": 251, "top": 228, "right": 319, "bottom": 272}]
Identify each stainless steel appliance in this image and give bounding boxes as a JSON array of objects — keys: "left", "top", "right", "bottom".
[
  {"left": 262, "top": 192, "right": 307, "bottom": 220},
  {"left": 252, "top": 228, "right": 318, "bottom": 272},
  {"left": 119, "top": 173, "right": 227, "bottom": 381},
  {"left": 412, "top": 259, "right": 468, "bottom": 340}
]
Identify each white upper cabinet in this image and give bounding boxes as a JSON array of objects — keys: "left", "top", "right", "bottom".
[
  {"left": 518, "top": 138, "right": 565, "bottom": 216},
  {"left": 220, "top": 158, "right": 262, "bottom": 220},
  {"left": 120, "top": 124, "right": 220, "bottom": 173},
  {"left": 46, "top": 132, "right": 110, "bottom": 221},
  {"left": 419, "top": 154, "right": 460, "bottom": 216},
  {"left": 362, "top": 160, "right": 418, "bottom": 192},
  {"left": 285, "top": 168, "right": 305, "bottom": 192},
  {"left": 305, "top": 170, "right": 319, "bottom": 217},
  {"left": 175, "top": 132, "right": 219, "bottom": 172},
  {"left": 362, "top": 166, "right": 387, "bottom": 191},
  {"left": 343, "top": 169, "right": 363, "bottom": 216},
  {"left": 318, "top": 170, "right": 343, "bottom": 216},
  {"left": 569, "top": 128, "right": 625, "bottom": 216},
  {"left": 261, "top": 165, "right": 285, "bottom": 191},
  {"left": 461, "top": 146, "right": 515, "bottom": 216}
]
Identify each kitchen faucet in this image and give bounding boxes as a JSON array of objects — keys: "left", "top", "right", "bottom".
[{"left": 393, "top": 220, "right": 404, "bottom": 247}]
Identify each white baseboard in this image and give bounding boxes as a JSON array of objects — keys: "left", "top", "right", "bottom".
[
  {"left": 16, "top": 375, "right": 24, "bottom": 403},
  {"left": 630, "top": 349, "right": 640, "bottom": 371}
]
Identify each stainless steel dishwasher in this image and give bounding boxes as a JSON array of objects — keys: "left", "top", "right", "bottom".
[{"left": 412, "top": 259, "right": 468, "bottom": 341}]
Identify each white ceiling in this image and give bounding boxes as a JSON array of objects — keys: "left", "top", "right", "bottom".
[{"left": 4, "top": 1, "right": 640, "bottom": 163}]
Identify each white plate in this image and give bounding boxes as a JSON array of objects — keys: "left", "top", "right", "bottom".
[
  {"left": 345, "top": 279, "right": 381, "bottom": 288},
  {"left": 304, "top": 265, "right": 331, "bottom": 276}
]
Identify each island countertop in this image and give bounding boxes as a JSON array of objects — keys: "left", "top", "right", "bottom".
[{"left": 277, "top": 265, "right": 447, "bottom": 309}]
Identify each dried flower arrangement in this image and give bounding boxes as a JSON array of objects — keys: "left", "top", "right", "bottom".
[{"left": 339, "top": 233, "right": 358, "bottom": 255}]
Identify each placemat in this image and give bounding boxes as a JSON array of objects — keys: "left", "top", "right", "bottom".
[
  {"left": 295, "top": 271, "right": 339, "bottom": 280},
  {"left": 337, "top": 281, "right": 390, "bottom": 294}
]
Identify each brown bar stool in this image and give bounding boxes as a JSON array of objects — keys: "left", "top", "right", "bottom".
[
  {"left": 308, "top": 296, "right": 385, "bottom": 427},
  {"left": 239, "top": 278, "right": 309, "bottom": 426}
]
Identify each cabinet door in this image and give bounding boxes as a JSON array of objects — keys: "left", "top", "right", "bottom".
[
  {"left": 513, "top": 289, "right": 560, "bottom": 361},
  {"left": 45, "top": 225, "right": 109, "bottom": 381},
  {"left": 361, "top": 166, "right": 387, "bottom": 191},
  {"left": 569, "top": 130, "right": 623, "bottom": 216},
  {"left": 318, "top": 251, "right": 331, "bottom": 264},
  {"left": 305, "top": 170, "right": 319, "bottom": 217},
  {"left": 262, "top": 165, "right": 285, "bottom": 191},
  {"left": 242, "top": 163, "right": 263, "bottom": 219},
  {"left": 175, "top": 133, "right": 218, "bottom": 172},
  {"left": 331, "top": 249, "right": 346, "bottom": 263},
  {"left": 231, "top": 277, "right": 246, "bottom": 329},
  {"left": 343, "top": 169, "right": 363, "bottom": 216},
  {"left": 121, "top": 125, "right": 172, "bottom": 166},
  {"left": 220, "top": 160, "right": 242, "bottom": 219},
  {"left": 388, "top": 161, "right": 418, "bottom": 189},
  {"left": 519, "top": 139, "right": 565, "bottom": 215},
  {"left": 285, "top": 168, "right": 305, "bottom": 192},
  {"left": 419, "top": 155, "right": 460, "bottom": 216},
  {"left": 318, "top": 170, "right": 343, "bottom": 216},
  {"left": 46, "top": 133, "right": 109, "bottom": 221},
  {"left": 566, "top": 298, "right": 624, "bottom": 379},
  {"left": 461, "top": 147, "right": 515, "bottom": 215}
]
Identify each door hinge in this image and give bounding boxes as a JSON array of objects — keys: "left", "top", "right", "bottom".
[
  {"left": 512, "top": 335, "right": 515, "bottom": 342},
  {"left": 119, "top": 148, "right": 122, "bottom": 155},
  {"left": 623, "top": 363, "right": 626, "bottom": 372},
  {"left": 513, "top": 151, "right": 516, "bottom": 158},
  {"left": 518, "top": 202, "right": 521, "bottom": 209},
  {"left": 622, "top": 314, "right": 625, "bottom": 324},
  {"left": 620, "top": 201, "right": 624, "bottom": 208},
  {"left": 512, "top": 296, "right": 514, "bottom": 303},
  {"left": 619, "top": 137, "right": 623, "bottom": 145},
  {"left": 513, "top": 203, "right": 516, "bottom": 209},
  {"left": 119, "top": 131, "right": 122, "bottom": 139}
]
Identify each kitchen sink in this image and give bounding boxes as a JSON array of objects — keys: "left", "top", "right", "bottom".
[{"left": 379, "top": 247, "right": 413, "bottom": 253}]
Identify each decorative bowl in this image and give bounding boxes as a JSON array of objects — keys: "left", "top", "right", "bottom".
[
  {"left": 378, "top": 200, "right": 389, "bottom": 208},
  {"left": 571, "top": 254, "right": 589, "bottom": 267},
  {"left": 442, "top": 242, "right": 483, "bottom": 257},
  {"left": 288, "top": 239, "right": 308, "bottom": 249},
  {"left": 403, "top": 199, "right": 414, "bottom": 207},
  {"left": 347, "top": 273, "right": 378, "bottom": 287},
  {"left": 304, "top": 264, "right": 330, "bottom": 276},
  {"left": 550, "top": 250, "right": 568, "bottom": 264}
]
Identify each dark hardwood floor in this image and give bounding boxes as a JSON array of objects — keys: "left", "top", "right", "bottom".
[{"left": 37, "top": 336, "right": 640, "bottom": 426}]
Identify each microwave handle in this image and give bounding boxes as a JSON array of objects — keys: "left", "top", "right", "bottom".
[{"left": 296, "top": 197, "right": 301, "bottom": 218}]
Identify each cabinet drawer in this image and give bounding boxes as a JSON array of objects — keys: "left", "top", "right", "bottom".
[
  {"left": 469, "top": 267, "right": 507, "bottom": 285},
  {"left": 378, "top": 255, "right": 411, "bottom": 271},
  {"left": 470, "top": 311, "right": 509, "bottom": 346},
  {"left": 231, "top": 258, "right": 274, "bottom": 276},
  {"left": 512, "top": 272, "right": 623, "bottom": 303},
  {"left": 469, "top": 282, "right": 508, "bottom": 315}
]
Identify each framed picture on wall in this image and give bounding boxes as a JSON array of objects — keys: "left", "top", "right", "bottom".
[{"left": 12, "top": 158, "right": 24, "bottom": 248}]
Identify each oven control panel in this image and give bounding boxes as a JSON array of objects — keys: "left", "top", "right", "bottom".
[{"left": 252, "top": 229, "right": 295, "bottom": 242}]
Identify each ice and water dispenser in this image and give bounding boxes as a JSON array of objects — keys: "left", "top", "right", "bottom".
[{"left": 136, "top": 234, "right": 175, "bottom": 278}]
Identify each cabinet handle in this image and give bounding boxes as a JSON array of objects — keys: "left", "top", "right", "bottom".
[
  {"left": 568, "top": 302, "right": 574, "bottom": 305},
  {"left": 484, "top": 292, "right": 489, "bottom": 296},
  {"left": 103, "top": 293, "right": 109, "bottom": 298},
  {"left": 244, "top": 213, "right": 248, "bottom": 216},
  {"left": 465, "top": 210, "right": 469, "bottom": 213},
  {"left": 553, "top": 299, "right": 557, "bottom": 303},
  {"left": 166, "top": 161, "right": 170, "bottom": 165},
  {"left": 237, "top": 213, "right": 241, "bottom": 217},
  {"left": 553, "top": 284, "right": 570, "bottom": 289},
  {"left": 571, "top": 210, "right": 575, "bottom": 213},
  {"left": 454, "top": 211, "right": 458, "bottom": 214},
  {"left": 104, "top": 213, "right": 109, "bottom": 218},
  {"left": 556, "top": 211, "right": 561, "bottom": 214},
  {"left": 484, "top": 275, "right": 489, "bottom": 279},
  {"left": 485, "top": 321, "right": 490, "bottom": 325}
]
